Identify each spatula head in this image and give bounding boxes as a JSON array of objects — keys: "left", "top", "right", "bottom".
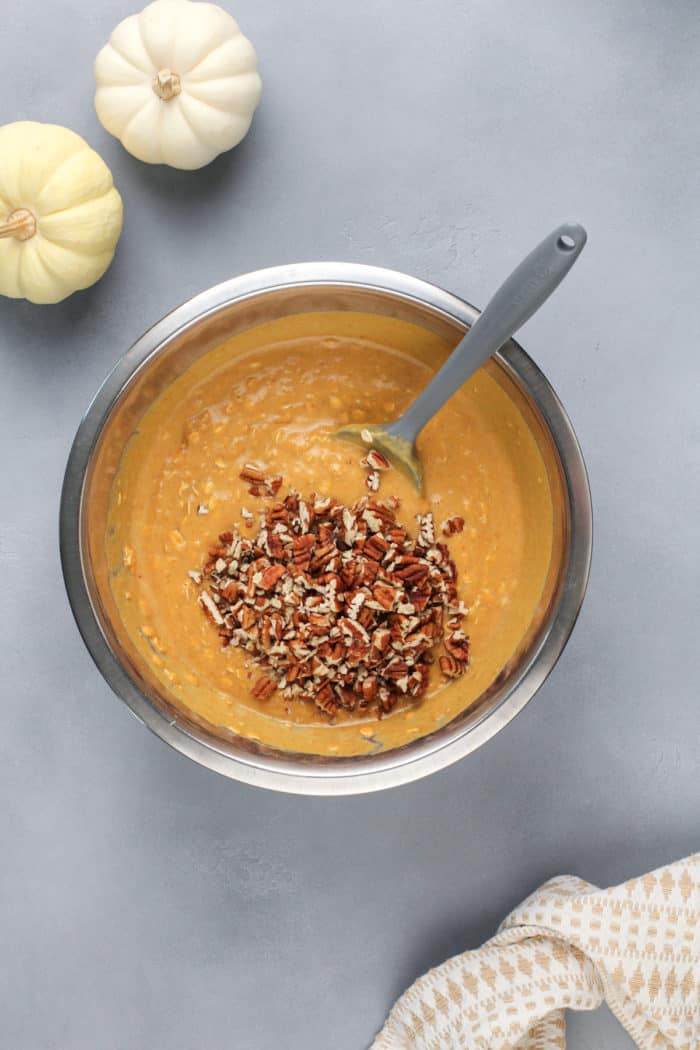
[{"left": 334, "top": 423, "right": 424, "bottom": 493}]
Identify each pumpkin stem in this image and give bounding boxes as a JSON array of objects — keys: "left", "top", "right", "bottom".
[
  {"left": 152, "top": 69, "right": 182, "bottom": 101},
  {"left": 0, "top": 207, "right": 37, "bottom": 241}
]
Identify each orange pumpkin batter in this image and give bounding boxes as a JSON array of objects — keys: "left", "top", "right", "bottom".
[{"left": 105, "top": 311, "right": 554, "bottom": 756}]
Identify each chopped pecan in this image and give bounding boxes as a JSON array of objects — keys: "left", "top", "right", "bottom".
[
  {"left": 394, "top": 562, "right": 429, "bottom": 584},
  {"left": 335, "top": 686, "right": 358, "bottom": 710},
  {"left": 285, "top": 663, "right": 300, "bottom": 683},
  {"left": 372, "top": 582, "right": 397, "bottom": 609},
  {"left": 384, "top": 658, "right": 409, "bottom": 679},
  {"left": 268, "top": 532, "right": 286, "bottom": 559},
  {"left": 441, "top": 515, "right": 465, "bottom": 537},
  {"left": 379, "top": 690, "right": 397, "bottom": 714},
  {"left": 364, "top": 534, "right": 391, "bottom": 561},
  {"left": 252, "top": 675, "right": 277, "bottom": 699},
  {"left": 444, "top": 631, "right": 470, "bottom": 662},
  {"left": 355, "top": 605, "right": 373, "bottom": 629},
  {"left": 387, "top": 525, "right": 408, "bottom": 545},
  {"left": 239, "top": 465, "right": 266, "bottom": 484},
  {"left": 260, "top": 564, "right": 286, "bottom": 591},
  {"left": 372, "top": 626, "right": 392, "bottom": 652},
  {"left": 240, "top": 465, "right": 285, "bottom": 498},
  {"left": 260, "top": 617, "right": 272, "bottom": 648},
  {"left": 340, "top": 565, "right": 357, "bottom": 588},
  {"left": 268, "top": 502, "right": 288, "bottom": 522},
  {"left": 360, "top": 448, "right": 390, "bottom": 471},
  {"left": 314, "top": 684, "right": 339, "bottom": 716},
  {"left": 416, "top": 513, "right": 436, "bottom": 547},
  {"left": 292, "top": 533, "right": 315, "bottom": 567},
  {"left": 361, "top": 675, "right": 378, "bottom": 703},
  {"left": 309, "top": 542, "right": 335, "bottom": 571},
  {"left": 198, "top": 591, "right": 224, "bottom": 625},
  {"left": 357, "top": 560, "right": 380, "bottom": 586},
  {"left": 439, "top": 654, "right": 465, "bottom": 678}
]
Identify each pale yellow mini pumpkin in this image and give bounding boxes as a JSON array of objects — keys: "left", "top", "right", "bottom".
[
  {"left": 94, "top": 0, "right": 262, "bottom": 170},
  {"left": 0, "top": 122, "right": 123, "bottom": 305}
]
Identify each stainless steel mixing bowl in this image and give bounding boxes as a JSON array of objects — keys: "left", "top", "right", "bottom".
[{"left": 60, "top": 263, "right": 592, "bottom": 795}]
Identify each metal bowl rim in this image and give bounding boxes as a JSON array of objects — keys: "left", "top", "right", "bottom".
[{"left": 60, "top": 262, "right": 592, "bottom": 795}]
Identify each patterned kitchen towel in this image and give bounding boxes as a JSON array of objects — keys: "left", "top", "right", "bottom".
[{"left": 370, "top": 853, "right": 699, "bottom": 1050}]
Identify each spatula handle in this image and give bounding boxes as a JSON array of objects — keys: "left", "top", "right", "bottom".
[{"left": 389, "top": 223, "right": 587, "bottom": 444}]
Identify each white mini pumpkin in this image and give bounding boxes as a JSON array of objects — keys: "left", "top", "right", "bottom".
[
  {"left": 94, "top": 0, "right": 262, "bottom": 170},
  {"left": 0, "top": 122, "right": 123, "bottom": 305}
]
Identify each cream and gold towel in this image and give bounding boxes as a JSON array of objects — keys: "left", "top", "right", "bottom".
[{"left": 371, "top": 854, "right": 699, "bottom": 1050}]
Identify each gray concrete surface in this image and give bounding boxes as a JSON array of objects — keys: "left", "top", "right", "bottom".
[{"left": 1, "top": 1, "right": 698, "bottom": 1047}]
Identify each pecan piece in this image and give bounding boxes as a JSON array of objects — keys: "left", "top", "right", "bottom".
[
  {"left": 292, "top": 533, "right": 315, "bottom": 567},
  {"left": 394, "top": 562, "right": 429, "bottom": 584},
  {"left": 240, "top": 465, "right": 284, "bottom": 498},
  {"left": 441, "top": 515, "right": 465, "bottom": 536},
  {"left": 335, "top": 686, "right": 358, "bottom": 711},
  {"left": 268, "top": 502, "right": 288, "bottom": 522},
  {"left": 268, "top": 532, "right": 286, "bottom": 559},
  {"left": 372, "top": 582, "right": 397, "bottom": 609},
  {"left": 357, "top": 560, "right": 380, "bottom": 586},
  {"left": 361, "top": 675, "right": 378, "bottom": 703},
  {"left": 371, "top": 626, "right": 392, "bottom": 652},
  {"left": 439, "top": 654, "right": 465, "bottom": 678},
  {"left": 340, "top": 565, "right": 357, "bottom": 588},
  {"left": 252, "top": 676, "right": 277, "bottom": 700},
  {"left": 314, "top": 684, "right": 339, "bottom": 716},
  {"left": 360, "top": 448, "right": 390, "bottom": 471},
  {"left": 364, "top": 534, "right": 391, "bottom": 561},
  {"left": 198, "top": 591, "right": 224, "bottom": 625},
  {"left": 387, "top": 525, "right": 408, "bottom": 544},
  {"left": 260, "top": 564, "right": 286, "bottom": 591},
  {"left": 444, "top": 631, "right": 470, "bottom": 662},
  {"left": 239, "top": 465, "right": 267, "bottom": 484},
  {"left": 384, "top": 658, "right": 409, "bottom": 679}
]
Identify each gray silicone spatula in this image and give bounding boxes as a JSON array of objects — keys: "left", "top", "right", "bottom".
[{"left": 336, "top": 222, "right": 587, "bottom": 491}]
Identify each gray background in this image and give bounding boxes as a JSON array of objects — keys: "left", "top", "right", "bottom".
[{"left": 1, "top": 0, "right": 698, "bottom": 1047}]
